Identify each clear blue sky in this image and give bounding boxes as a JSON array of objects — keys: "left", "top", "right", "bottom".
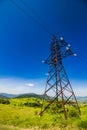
[{"left": 0, "top": 0, "right": 87, "bottom": 96}]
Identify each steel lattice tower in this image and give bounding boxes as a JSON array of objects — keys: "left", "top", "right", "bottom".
[{"left": 39, "top": 36, "right": 80, "bottom": 119}]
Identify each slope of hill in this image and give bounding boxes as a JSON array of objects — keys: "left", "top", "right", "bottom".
[
  {"left": 16, "top": 93, "right": 44, "bottom": 99},
  {"left": 0, "top": 94, "right": 8, "bottom": 99},
  {"left": 76, "top": 96, "right": 87, "bottom": 102},
  {"left": 0, "top": 93, "right": 18, "bottom": 98},
  {"left": 0, "top": 93, "right": 87, "bottom": 102},
  {"left": 16, "top": 94, "right": 87, "bottom": 102}
]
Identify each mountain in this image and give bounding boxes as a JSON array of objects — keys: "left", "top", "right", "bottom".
[
  {"left": 0, "top": 93, "right": 18, "bottom": 98},
  {"left": 0, "top": 94, "right": 8, "bottom": 99},
  {"left": 0, "top": 93, "right": 44, "bottom": 99},
  {"left": 0, "top": 93, "right": 87, "bottom": 102},
  {"left": 16, "top": 93, "right": 44, "bottom": 99},
  {"left": 16, "top": 94, "right": 87, "bottom": 102},
  {"left": 76, "top": 96, "right": 87, "bottom": 102}
]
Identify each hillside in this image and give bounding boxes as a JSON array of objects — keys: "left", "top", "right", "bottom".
[
  {"left": 0, "top": 93, "right": 18, "bottom": 98},
  {"left": 0, "top": 94, "right": 8, "bottom": 99},
  {"left": 0, "top": 97, "right": 87, "bottom": 130},
  {"left": 0, "top": 93, "right": 44, "bottom": 99},
  {"left": 0, "top": 93, "right": 87, "bottom": 102},
  {"left": 16, "top": 93, "right": 44, "bottom": 99},
  {"left": 77, "top": 96, "right": 87, "bottom": 102}
]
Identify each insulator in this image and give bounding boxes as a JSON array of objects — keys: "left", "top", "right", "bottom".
[
  {"left": 66, "top": 47, "right": 70, "bottom": 50},
  {"left": 42, "top": 60, "right": 45, "bottom": 63},
  {"left": 60, "top": 37, "right": 64, "bottom": 41},
  {"left": 73, "top": 53, "right": 77, "bottom": 56},
  {"left": 68, "top": 44, "right": 71, "bottom": 47}
]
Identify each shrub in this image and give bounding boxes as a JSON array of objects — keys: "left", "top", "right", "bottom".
[
  {"left": 0, "top": 98, "right": 10, "bottom": 105},
  {"left": 77, "top": 120, "right": 87, "bottom": 129},
  {"left": 24, "top": 102, "right": 41, "bottom": 107},
  {"left": 68, "top": 107, "right": 79, "bottom": 118}
]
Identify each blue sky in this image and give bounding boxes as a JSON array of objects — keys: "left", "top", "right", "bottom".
[{"left": 0, "top": 0, "right": 87, "bottom": 96}]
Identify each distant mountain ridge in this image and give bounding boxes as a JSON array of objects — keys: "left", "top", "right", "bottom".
[
  {"left": 16, "top": 93, "right": 44, "bottom": 99},
  {"left": 76, "top": 96, "right": 87, "bottom": 102},
  {"left": 0, "top": 94, "right": 8, "bottom": 99},
  {"left": 0, "top": 93, "right": 87, "bottom": 102},
  {"left": 0, "top": 93, "right": 44, "bottom": 99},
  {"left": 0, "top": 93, "right": 50, "bottom": 99},
  {"left": 0, "top": 93, "right": 19, "bottom": 98}
]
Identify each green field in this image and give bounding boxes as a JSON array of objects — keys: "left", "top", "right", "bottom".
[{"left": 0, "top": 98, "right": 87, "bottom": 130}]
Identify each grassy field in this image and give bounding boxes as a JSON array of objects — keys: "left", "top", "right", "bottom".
[{"left": 0, "top": 98, "right": 87, "bottom": 130}]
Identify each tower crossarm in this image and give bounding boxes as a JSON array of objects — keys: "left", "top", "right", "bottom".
[
  {"left": 61, "top": 48, "right": 74, "bottom": 59},
  {"left": 43, "top": 48, "right": 75, "bottom": 65},
  {"left": 42, "top": 36, "right": 76, "bottom": 66}
]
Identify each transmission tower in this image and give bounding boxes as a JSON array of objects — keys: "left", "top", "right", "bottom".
[{"left": 39, "top": 35, "right": 80, "bottom": 119}]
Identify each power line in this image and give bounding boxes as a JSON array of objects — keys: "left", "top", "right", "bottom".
[
  {"left": 20, "top": 0, "right": 52, "bottom": 34},
  {"left": 20, "top": 0, "right": 41, "bottom": 17},
  {"left": 10, "top": 0, "right": 87, "bottom": 65},
  {"left": 9, "top": 0, "right": 53, "bottom": 36},
  {"left": 20, "top": 0, "right": 51, "bottom": 32},
  {"left": 71, "top": 46, "right": 87, "bottom": 64}
]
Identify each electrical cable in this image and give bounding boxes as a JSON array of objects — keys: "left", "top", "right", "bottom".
[
  {"left": 9, "top": 0, "right": 53, "bottom": 36},
  {"left": 71, "top": 46, "right": 87, "bottom": 64},
  {"left": 20, "top": 0, "right": 52, "bottom": 35},
  {"left": 10, "top": 0, "right": 87, "bottom": 66}
]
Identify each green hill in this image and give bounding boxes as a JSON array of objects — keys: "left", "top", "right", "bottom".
[{"left": 16, "top": 93, "right": 44, "bottom": 99}]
